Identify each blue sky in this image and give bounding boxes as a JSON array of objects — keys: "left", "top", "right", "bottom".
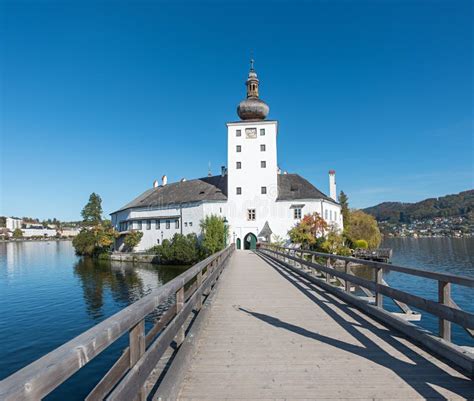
[{"left": 1, "top": 0, "right": 472, "bottom": 220}]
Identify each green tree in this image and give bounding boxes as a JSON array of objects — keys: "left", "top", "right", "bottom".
[
  {"left": 12, "top": 228, "right": 23, "bottom": 239},
  {"left": 81, "top": 193, "right": 103, "bottom": 226},
  {"left": 123, "top": 230, "right": 143, "bottom": 252},
  {"left": 200, "top": 215, "right": 227, "bottom": 256},
  {"left": 346, "top": 210, "right": 382, "bottom": 249},
  {"left": 73, "top": 195, "right": 117, "bottom": 257},
  {"left": 339, "top": 191, "right": 350, "bottom": 229},
  {"left": 288, "top": 212, "right": 328, "bottom": 249}
]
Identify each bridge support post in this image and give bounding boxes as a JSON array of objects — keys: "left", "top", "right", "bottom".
[
  {"left": 129, "top": 319, "right": 146, "bottom": 401},
  {"left": 344, "top": 261, "right": 350, "bottom": 292},
  {"left": 175, "top": 287, "right": 185, "bottom": 347},
  {"left": 375, "top": 267, "right": 383, "bottom": 308},
  {"left": 438, "top": 281, "right": 451, "bottom": 341}
]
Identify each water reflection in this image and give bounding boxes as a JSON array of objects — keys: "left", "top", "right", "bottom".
[{"left": 73, "top": 258, "right": 188, "bottom": 320}]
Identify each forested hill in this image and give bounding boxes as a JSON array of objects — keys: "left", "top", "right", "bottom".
[{"left": 363, "top": 190, "right": 474, "bottom": 223}]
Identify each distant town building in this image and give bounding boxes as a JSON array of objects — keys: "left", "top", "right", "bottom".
[
  {"left": 111, "top": 61, "right": 343, "bottom": 251},
  {"left": 6, "top": 217, "right": 22, "bottom": 231}
]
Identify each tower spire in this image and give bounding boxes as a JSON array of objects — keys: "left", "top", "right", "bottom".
[{"left": 237, "top": 58, "right": 269, "bottom": 120}]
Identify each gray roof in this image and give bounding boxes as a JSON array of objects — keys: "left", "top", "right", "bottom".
[
  {"left": 276, "top": 174, "right": 334, "bottom": 203},
  {"left": 112, "top": 173, "right": 334, "bottom": 215},
  {"left": 113, "top": 175, "right": 227, "bottom": 213},
  {"left": 258, "top": 221, "right": 273, "bottom": 237}
]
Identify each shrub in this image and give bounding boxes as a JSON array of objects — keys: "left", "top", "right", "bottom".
[
  {"left": 148, "top": 234, "right": 200, "bottom": 265},
  {"left": 320, "top": 228, "right": 352, "bottom": 256},
  {"left": 123, "top": 230, "right": 143, "bottom": 252},
  {"left": 354, "top": 239, "right": 368, "bottom": 249}
]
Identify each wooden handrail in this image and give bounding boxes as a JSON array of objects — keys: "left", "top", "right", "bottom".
[
  {"left": 262, "top": 245, "right": 474, "bottom": 288},
  {"left": 0, "top": 245, "right": 234, "bottom": 401},
  {"left": 260, "top": 245, "right": 474, "bottom": 341}
]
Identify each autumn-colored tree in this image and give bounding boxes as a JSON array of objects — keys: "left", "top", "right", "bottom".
[
  {"left": 346, "top": 210, "right": 382, "bottom": 249},
  {"left": 123, "top": 230, "right": 143, "bottom": 252},
  {"left": 288, "top": 212, "right": 328, "bottom": 249}
]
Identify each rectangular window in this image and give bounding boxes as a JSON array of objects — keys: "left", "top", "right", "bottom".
[
  {"left": 260, "top": 128, "right": 265, "bottom": 136},
  {"left": 325, "top": 210, "right": 328, "bottom": 220},
  {"left": 261, "top": 186, "right": 267, "bottom": 194},
  {"left": 236, "top": 187, "right": 242, "bottom": 195},
  {"left": 236, "top": 161, "right": 241, "bottom": 169},
  {"left": 330, "top": 210, "right": 333, "bottom": 221},
  {"left": 166, "top": 220, "right": 170, "bottom": 229},
  {"left": 185, "top": 222, "right": 188, "bottom": 227},
  {"left": 247, "top": 209, "right": 256, "bottom": 221},
  {"left": 236, "top": 145, "right": 241, "bottom": 152},
  {"left": 156, "top": 220, "right": 160, "bottom": 229},
  {"left": 147, "top": 220, "right": 151, "bottom": 230},
  {"left": 137, "top": 220, "right": 142, "bottom": 230},
  {"left": 294, "top": 208, "right": 302, "bottom": 219},
  {"left": 189, "top": 222, "right": 193, "bottom": 227},
  {"left": 260, "top": 144, "right": 266, "bottom": 151},
  {"left": 236, "top": 129, "right": 241, "bottom": 137},
  {"left": 175, "top": 219, "right": 179, "bottom": 229},
  {"left": 261, "top": 161, "right": 266, "bottom": 168}
]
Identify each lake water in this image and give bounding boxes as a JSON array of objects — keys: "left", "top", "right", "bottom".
[
  {"left": 0, "top": 238, "right": 473, "bottom": 399},
  {"left": 0, "top": 240, "right": 188, "bottom": 400}
]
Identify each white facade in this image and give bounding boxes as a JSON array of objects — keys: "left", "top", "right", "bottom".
[
  {"left": 110, "top": 62, "right": 343, "bottom": 251},
  {"left": 6, "top": 217, "right": 22, "bottom": 231}
]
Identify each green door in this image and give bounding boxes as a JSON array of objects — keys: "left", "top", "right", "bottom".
[
  {"left": 244, "top": 233, "right": 257, "bottom": 250},
  {"left": 236, "top": 238, "right": 241, "bottom": 249}
]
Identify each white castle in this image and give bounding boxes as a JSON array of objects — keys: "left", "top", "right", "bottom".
[{"left": 111, "top": 61, "right": 343, "bottom": 251}]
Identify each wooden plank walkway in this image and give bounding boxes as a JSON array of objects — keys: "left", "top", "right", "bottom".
[{"left": 173, "top": 250, "right": 474, "bottom": 400}]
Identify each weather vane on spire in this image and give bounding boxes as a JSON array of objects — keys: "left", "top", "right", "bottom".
[{"left": 250, "top": 58, "right": 254, "bottom": 70}]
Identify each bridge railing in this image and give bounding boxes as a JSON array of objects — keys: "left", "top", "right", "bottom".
[
  {"left": 0, "top": 244, "right": 235, "bottom": 401},
  {"left": 259, "top": 244, "right": 474, "bottom": 376}
]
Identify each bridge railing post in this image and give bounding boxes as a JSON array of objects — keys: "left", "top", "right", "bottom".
[
  {"left": 326, "top": 257, "right": 331, "bottom": 283},
  {"left": 344, "top": 261, "right": 350, "bottom": 292},
  {"left": 438, "top": 281, "right": 451, "bottom": 341},
  {"left": 129, "top": 319, "right": 146, "bottom": 401},
  {"left": 196, "top": 270, "right": 203, "bottom": 310},
  {"left": 375, "top": 267, "right": 383, "bottom": 309},
  {"left": 175, "top": 286, "right": 185, "bottom": 347}
]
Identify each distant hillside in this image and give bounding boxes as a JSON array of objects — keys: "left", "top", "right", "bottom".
[{"left": 363, "top": 190, "right": 474, "bottom": 223}]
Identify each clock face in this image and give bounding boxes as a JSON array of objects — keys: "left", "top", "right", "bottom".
[{"left": 245, "top": 128, "right": 257, "bottom": 139}]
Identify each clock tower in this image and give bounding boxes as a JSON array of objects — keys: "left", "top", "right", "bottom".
[{"left": 226, "top": 60, "right": 278, "bottom": 245}]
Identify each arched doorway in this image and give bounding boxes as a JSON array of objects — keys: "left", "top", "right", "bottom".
[
  {"left": 244, "top": 233, "right": 257, "bottom": 250},
  {"left": 236, "top": 238, "right": 241, "bottom": 250}
]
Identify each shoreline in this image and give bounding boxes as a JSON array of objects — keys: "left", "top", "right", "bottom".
[{"left": 0, "top": 238, "right": 74, "bottom": 243}]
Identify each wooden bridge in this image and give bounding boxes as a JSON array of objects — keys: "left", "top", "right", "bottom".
[{"left": 1, "top": 245, "right": 473, "bottom": 400}]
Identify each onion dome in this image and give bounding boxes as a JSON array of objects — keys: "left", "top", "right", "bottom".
[{"left": 237, "top": 59, "right": 270, "bottom": 120}]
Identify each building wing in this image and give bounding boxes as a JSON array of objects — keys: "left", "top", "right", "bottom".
[{"left": 112, "top": 175, "right": 228, "bottom": 214}]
